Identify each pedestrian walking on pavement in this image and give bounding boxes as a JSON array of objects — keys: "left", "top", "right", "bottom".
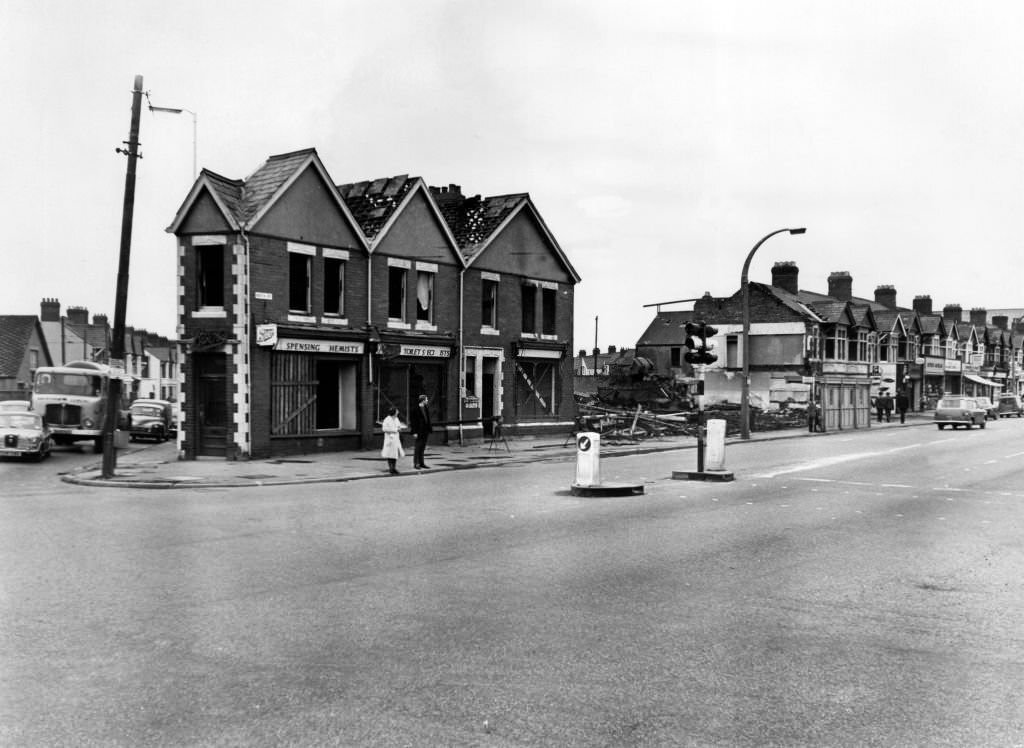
[
  {"left": 874, "top": 395, "right": 884, "bottom": 423},
  {"left": 807, "top": 401, "right": 822, "bottom": 432},
  {"left": 882, "top": 393, "right": 894, "bottom": 422},
  {"left": 410, "top": 394, "right": 433, "bottom": 469},
  {"left": 380, "top": 407, "right": 406, "bottom": 474},
  {"left": 895, "top": 390, "right": 910, "bottom": 424}
]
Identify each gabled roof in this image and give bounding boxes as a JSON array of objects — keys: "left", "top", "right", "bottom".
[
  {"left": 955, "top": 322, "right": 978, "bottom": 343},
  {"left": 436, "top": 191, "right": 581, "bottom": 283},
  {"left": 917, "top": 314, "right": 946, "bottom": 337},
  {"left": 168, "top": 149, "right": 365, "bottom": 246},
  {"left": 804, "top": 298, "right": 855, "bottom": 326},
  {"left": 0, "top": 316, "right": 51, "bottom": 377},
  {"left": 337, "top": 175, "right": 418, "bottom": 240},
  {"left": 873, "top": 310, "right": 907, "bottom": 337}
]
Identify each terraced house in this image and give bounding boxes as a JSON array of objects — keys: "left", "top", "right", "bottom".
[{"left": 168, "top": 148, "right": 579, "bottom": 459}]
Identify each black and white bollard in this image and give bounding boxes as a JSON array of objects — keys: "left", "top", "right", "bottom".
[{"left": 570, "top": 432, "right": 644, "bottom": 497}]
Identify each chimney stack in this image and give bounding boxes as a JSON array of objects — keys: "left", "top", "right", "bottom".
[
  {"left": 608, "top": 345, "right": 617, "bottom": 354},
  {"left": 93, "top": 313, "right": 109, "bottom": 327},
  {"left": 66, "top": 306, "right": 89, "bottom": 325},
  {"left": 40, "top": 298, "right": 61, "bottom": 322},
  {"left": 874, "top": 285, "right": 897, "bottom": 309},
  {"left": 993, "top": 315, "right": 1008, "bottom": 331},
  {"left": 969, "top": 308, "right": 987, "bottom": 327},
  {"left": 827, "top": 271, "right": 853, "bottom": 301},
  {"left": 771, "top": 261, "right": 799, "bottom": 295},
  {"left": 943, "top": 304, "right": 963, "bottom": 323},
  {"left": 912, "top": 295, "right": 933, "bottom": 315}
]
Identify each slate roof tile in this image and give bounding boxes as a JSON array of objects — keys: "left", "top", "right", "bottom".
[{"left": 0, "top": 316, "right": 42, "bottom": 377}]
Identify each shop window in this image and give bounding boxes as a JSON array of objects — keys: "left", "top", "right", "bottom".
[
  {"left": 542, "top": 288, "right": 557, "bottom": 335},
  {"left": 482, "top": 278, "right": 498, "bottom": 328},
  {"left": 323, "top": 258, "right": 345, "bottom": 316},
  {"left": 271, "top": 354, "right": 356, "bottom": 435},
  {"left": 289, "top": 252, "right": 311, "bottom": 313},
  {"left": 464, "top": 355, "right": 476, "bottom": 396},
  {"left": 416, "top": 271, "right": 434, "bottom": 324},
  {"left": 315, "top": 360, "right": 357, "bottom": 430},
  {"left": 196, "top": 245, "right": 224, "bottom": 308},
  {"left": 521, "top": 285, "right": 537, "bottom": 334},
  {"left": 388, "top": 266, "right": 407, "bottom": 322},
  {"left": 514, "top": 359, "right": 557, "bottom": 417}
]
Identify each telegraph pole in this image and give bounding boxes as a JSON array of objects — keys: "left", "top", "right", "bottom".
[{"left": 101, "top": 74, "right": 144, "bottom": 478}]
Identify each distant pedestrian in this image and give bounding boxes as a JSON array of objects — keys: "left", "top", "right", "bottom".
[
  {"left": 380, "top": 407, "right": 406, "bottom": 474},
  {"left": 875, "top": 395, "right": 884, "bottom": 423},
  {"left": 807, "top": 401, "right": 822, "bottom": 433},
  {"left": 410, "top": 394, "right": 433, "bottom": 469},
  {"left": 895, "top": 391, "right": 910, "bottom": 424},
  {"left": 882, "top": 394, "right": 894, "bottom": 422}
]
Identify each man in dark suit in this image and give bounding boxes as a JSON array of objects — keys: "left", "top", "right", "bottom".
[{"left": 410, "top": 394, "right": 432, "bottom": 469}]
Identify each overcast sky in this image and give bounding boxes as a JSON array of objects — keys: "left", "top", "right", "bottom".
[{"left": 4, "top": 1, "right": 1024, "bottom": 351}]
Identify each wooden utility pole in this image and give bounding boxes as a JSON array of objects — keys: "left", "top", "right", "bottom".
[{"left": 101, "top": 74, "right": 144, "bottom": 478}]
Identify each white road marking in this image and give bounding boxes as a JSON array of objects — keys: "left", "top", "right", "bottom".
[{"left": 755, "top": 443, "right": 925, "bottom": 478}]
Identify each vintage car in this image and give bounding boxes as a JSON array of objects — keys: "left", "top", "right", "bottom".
[
  {"left": 975, "top": 396, "right": 998, "bottom": 420},
  {"left": 934, "top": 397, "right": 987, "bottom": 430},
  {"left": 997, "top": 394, "right": 1023, "bottom": 418},
  {"left": 0, "top": 400, "right": 32, "bottom": 412},
  {"left": 0, "top": 411, "right": 53, "bottom": 460},
  {"left": 128, "top": 399, "right": 174, "bottom": 442}
]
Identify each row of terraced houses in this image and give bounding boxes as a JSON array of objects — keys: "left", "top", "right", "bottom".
[
  {"left": 169, "top": 148, "right": 579, "bottom": 459},
  {"left": 637, "top": 261, "right": 1023, "bottom": 431}
]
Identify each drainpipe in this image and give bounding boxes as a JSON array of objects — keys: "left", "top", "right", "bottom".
[
  {"left": 367, "top": 252, "right": 374, "bottom": 384},
  {"left": 458, "top": 268, "right": 465, "bottom": 446},
  {"left": 240, "top": 227, "right": 251, "bottom": 456}
]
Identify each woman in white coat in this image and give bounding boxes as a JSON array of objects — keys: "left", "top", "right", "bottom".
[{"left": 380, "top": 407, "right": 406, "bottom": 474}]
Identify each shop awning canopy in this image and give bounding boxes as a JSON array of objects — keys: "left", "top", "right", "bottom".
[{"left": 964, "top": 373, "right": 1001, "bottom": 387}]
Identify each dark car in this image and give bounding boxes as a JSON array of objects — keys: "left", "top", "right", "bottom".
[
  {"left": 0, "top": 411, "right": 53, "bottom": 460},
  {"left": 128, "top": 399, "right": 173, "bottom": 442},
  {"left": 997, "top": 394, "right": 1023, "bottom": 418},
  {"left": 934, "top": 397, "right": 987, "bottom": 430}
]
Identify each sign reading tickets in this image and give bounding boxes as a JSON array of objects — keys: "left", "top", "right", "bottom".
[
  {"left": 399, "top": 344, "right": 451, "bottom": 358},
  {"left": 274, "top": 337, "right": 365, "bottom": 355}
]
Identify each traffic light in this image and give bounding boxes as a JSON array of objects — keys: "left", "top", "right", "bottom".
[{"left": 683, "top": 321, "right": 718, "bottom": 365}]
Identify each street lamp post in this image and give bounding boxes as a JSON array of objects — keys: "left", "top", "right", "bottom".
[
  {"left": 148, "top": 103, "right": 197, "bottom": 180},
  {"left": 740, "top": 227, "right": 807, "bottom": 439}
]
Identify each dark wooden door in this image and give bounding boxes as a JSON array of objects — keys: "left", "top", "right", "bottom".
[{"left": 194, "top": 354, "right": 229, "bottom": 456}]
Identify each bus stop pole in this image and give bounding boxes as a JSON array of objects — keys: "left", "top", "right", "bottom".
[{"left": 102, "top": 74, "right": 143, "bottom": 479}]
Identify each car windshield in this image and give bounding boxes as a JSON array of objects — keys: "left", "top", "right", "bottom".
[
  {"left": 0, "top": 413, "right": 41, "bottom": 429},
  {"left": 131, "top": 405, "right": 164, "bottom": 417},
  {"left": 34, "top": 372, "right": 103, "bottom": 397}
]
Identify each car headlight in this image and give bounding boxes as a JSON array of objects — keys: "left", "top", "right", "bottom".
[
  {"left": 83, "top": 418, "right": 95, "bottom": 429},
  {"left": 24, "top": 437, "right": 40, "bottom": 448}
]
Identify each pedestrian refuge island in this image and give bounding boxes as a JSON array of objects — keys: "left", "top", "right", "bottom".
[
  {"left": 569, "top": 432, "right": 644, "bottom": 497},
  {"left": 672, "top": 417, "right": 734, "bottom": 482}
]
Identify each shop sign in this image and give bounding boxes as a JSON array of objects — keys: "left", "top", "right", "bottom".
[
  {"left": 398, "top": 344, "right": 451, "bottom": 358},
  {"left": 256, "top": 324, "right": 278, "bottom": 347},
  {"left": 463, "top": 396, "right": 480, "bottom": 409},
  {"left": 943, "top": 358, "right": 962, "bottom": 372},
  {"left": 923, "top": 357, "right": 945, "bottom": 375},
  {"left": 274, "top": 337, "right": 365, "bottom": 355}
]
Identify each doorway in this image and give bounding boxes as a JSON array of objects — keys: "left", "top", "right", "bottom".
[{"left": 194, "top": 353, "right": 229, "bottom": 456}]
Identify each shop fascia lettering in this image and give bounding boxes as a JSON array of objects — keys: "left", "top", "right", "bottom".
[
  {"left": 274, "top": 337, "right": 365, "bottom": 355},
  {"left": 399, "top": 344, "right": 451, "bottom": 358}
]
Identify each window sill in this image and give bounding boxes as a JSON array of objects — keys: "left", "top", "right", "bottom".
[
  {"left": 193, "top": 308, "right": 227, "bottom": 319},
  {"left": 415, "top": 322, "right": 437, "bottom": 332},
  {"left": 287, "top": 313, "right": 316, "bottom": 324},
  {"left": 387, "top": 320, "right": 411, "bottom": 330},
  {"left": 321, "top": 316, "right": 349, "bottom": 326},
  {"left": 480, "top": 326, "right": 500, "bottom": 336}
]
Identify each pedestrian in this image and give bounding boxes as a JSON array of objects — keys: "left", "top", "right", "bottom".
[
  {"left": 380, "top": 407, "right": 406, "bottom": 475},
  {"left": 410, "top": 394, "right": 433, "bottom": 469},
  {"left": 882, "top": 393, "right": 894, "bottom": 423},
  {"left": 895, "top": 390, "right": 909, "bottom": 424},
  {"left": 807, "top": 401, "right": 821, "bottom": 433},
  {"left": 874, "top": 395, "right": 884, "bottom": 423}
]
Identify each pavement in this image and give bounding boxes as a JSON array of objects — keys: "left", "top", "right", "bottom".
[{"left": 63, "top": 411, "right": 935, "bottom": 489}]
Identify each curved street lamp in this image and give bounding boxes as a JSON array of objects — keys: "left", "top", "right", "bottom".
[{"left": 740, "top": 227, "right": 807, "bottom": 439}]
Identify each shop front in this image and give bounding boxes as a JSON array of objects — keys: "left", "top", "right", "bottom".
[
  {"left": 943, "top": 358, "right": 962, "bottom": 396},
  {"left": 375, "top": 339, "right": 452, "bottom": 443},
  {"left": 819, "top": 361, "right": 872, "bottom": 430},
  {"left": 921, "top": 356, "right": 945, "bottom": 409},
  {"left": 263, "top": 333, "right": 365, "bottom": 456},
  {"left": 510, "top": 341, "right": 570, "bottom": 435}
]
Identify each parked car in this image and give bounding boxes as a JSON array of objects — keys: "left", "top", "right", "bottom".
[
  {"left": 0, "top": 411, "right": 53, "bottom": 460},
  {"left": 934, "top": 397, "right": 987, "bottom": 430},
  {"left": 997, "top": 394, "right": 1023, "bottom": 418},
  {"left": 975, "top": 396, "right": 998, "bottom": 420},
  {"left": 0, "top": 400, "right": 32, "bottom": 412},
  {"left": 128, "top": 399, "right": 173, "bottom": 442}
]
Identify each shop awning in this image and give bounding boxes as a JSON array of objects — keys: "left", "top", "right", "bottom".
[{"left": 964, "top": 373, "right": 1001, "bottom": 387}]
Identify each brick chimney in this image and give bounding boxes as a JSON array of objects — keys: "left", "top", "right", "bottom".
[
  {"left": 93, "top": 313, "right": 108, "bottom": 327},
  {"left": 993, "top": 315, "right": 1008, "bottom": 331},
  {"left": 607, "top": 345, "right": 617, "bottom": 354},
  {"left": 827, "top": 271, "right": 853, "bottom": 301},
  {"left": 428, "top": 183, "right": 464, "bottom": 205},
  {"left": 771, "top": 261, "right": 799, "bottom": 295},
  {"left": 578, "top": 349, "right": 587, "bottom": 358},
  {"left": 912, "top": 295, "right": 933, "bottom": 315},
  {"left": 874, "top": 285, "right": 897, "bottom": 309},
  {"left": 66, "top": 306, "right": 89, "bottom": 325},
  {"left": 969, "top": 308, "right": 987, "bottom": 326},
  {"left": 40, "top": 298, "right": 61, "bottom": 322},
  {"left": 943, "top": 304, "right": 963, "bottom": 323}
]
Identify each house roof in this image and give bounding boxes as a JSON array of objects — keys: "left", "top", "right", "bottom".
[
  {"left": 337, "top": 175, "right": 418, "bottom": 240},
  {"left": 917, "top": 314, "right": 945, "bottom": 337},
  {"left": 637, "top": 312, "right": 692, "bottom": 346},
  {"left": 0, "top": 316, "right": 50, "bottom": 377}
]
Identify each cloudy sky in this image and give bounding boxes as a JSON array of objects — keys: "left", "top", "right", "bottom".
[{"left": 4, "top": 1, "right": 1024, "bottom": 351}]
